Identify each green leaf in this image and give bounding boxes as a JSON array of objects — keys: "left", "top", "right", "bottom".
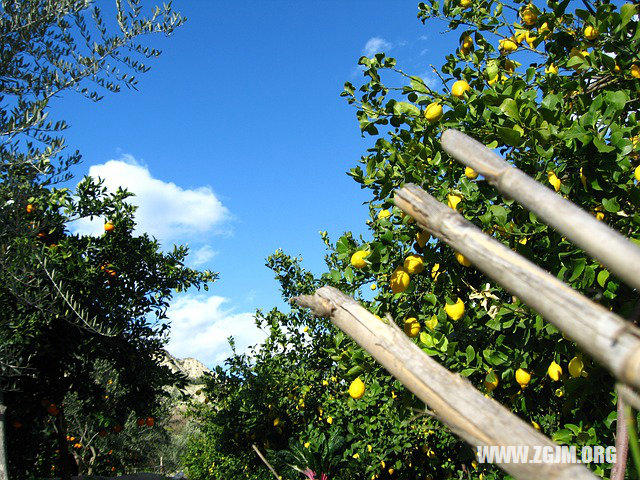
[
  {"left": 568, "top": 258, "right": 586, "bottom": 282},
  {"left": 621, "top": 3, "right": 637, "bottom": 27},
  {"left": 346, "top": 365, "right": 364, "bottom": 377},
  {"left": 604, "top": 90, "right": 629, "bottom": 111},
  {"left": 499, "top": 98, "right": 520, "bottom": 121},
  {"left": 602, "top": 197, "right": 620, "bottom": 212},
  {"left": 465, "top": 345, "right": 475, "bottom": 363},
  {"left": 497, "top": 126, "right": 523, "bottom": 146},
  {"left": 552, "top": 429, "right": 573, "bottom": 444},
  {"left": 393, "top": 101, "right": 420, "bottom": 117},
  {"left": 490, "top": 205, "right": 508, "bottom": 226},
  {"left": 597, "top": 270, "right": 610, "bottom": 287},
  {"left": 424, "top": 293, "right": 437, "bottom": 306}
]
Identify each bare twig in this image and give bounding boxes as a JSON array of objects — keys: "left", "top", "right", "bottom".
[{"left": 251, "top": 444, "right": 281, "bottom": 480}]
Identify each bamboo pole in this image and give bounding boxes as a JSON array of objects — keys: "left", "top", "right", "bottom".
[
  {"left": 293, "top": 287, "right": 596, "bottom": 480},
  {"left": 394, "top": 184, "right": 640, "bottom": 391},
  {"left": 440, "top": 128, "right": 640, "bottom": 293}
]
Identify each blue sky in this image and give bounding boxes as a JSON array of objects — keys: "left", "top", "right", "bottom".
[{"left": 56, "top": 1, "right": 458, "bottom": 367}]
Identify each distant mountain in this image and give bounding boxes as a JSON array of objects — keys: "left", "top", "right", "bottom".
[{"left": 160, "top": 350, "right": 211, "bottom": 402}]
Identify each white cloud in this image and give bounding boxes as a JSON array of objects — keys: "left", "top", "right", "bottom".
[
  {"left": 72, "top": 155, "right": 229, "bottom": 243},
  {"left": 189, "top": 244, "right": 217, "bottom": 266},
  {"left": 165, "top": 294, "right": 267, "bottom": 367},
  {"left": 363, "top": 37, "right": 391, "bottom": 57}
]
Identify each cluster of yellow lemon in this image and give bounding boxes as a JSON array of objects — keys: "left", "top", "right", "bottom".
[
  {"left": 349, "top": 377, "right": 366, "bottom": 399},
  {"left": 390, "top": 254, "right": 424, "bottom": 293}
]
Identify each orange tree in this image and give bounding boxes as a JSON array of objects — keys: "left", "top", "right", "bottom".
[
  {"left": 186, "top": 0, "right": 640, "bottom": 479},
  {"left": 0, "top": 1, "right": 216, "bottom": 478}
]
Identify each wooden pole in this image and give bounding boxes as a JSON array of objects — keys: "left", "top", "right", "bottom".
[
  {"left": 394, "top": 184, "right": 640, "bottom": 391},
  {"left": 293, "top": 287, "right": 596, "bottom": 480},
  {"left": 0, "top": 391, "right": 8, "bottom": 480},
  {"left": 440, "top": 128, "right": 640, "bottom": 293}
]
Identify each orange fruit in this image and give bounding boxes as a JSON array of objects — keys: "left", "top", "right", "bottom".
[
  {"left": 26, "top": 204, "right": 35, "bottom": 213},
  {"left": 104, "top": 221, "right": 115, "bottom": 232},
  {"left": 136, "top": 418, "right": 145, "bottom": 427},
  {"left": 146, "top": 417, "right": 155, "bottom": 427}
]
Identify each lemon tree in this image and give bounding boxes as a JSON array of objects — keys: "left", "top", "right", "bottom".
[{"left": 187, "top": 0, "right": 640, "bottom": 479}]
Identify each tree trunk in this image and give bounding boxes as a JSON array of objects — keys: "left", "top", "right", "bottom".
[
  {"left": 0, "top": 391, "right": 8, "bottom": 480},
  {"left": 55, "top": 406, "right": 71, "bottom": 480}
]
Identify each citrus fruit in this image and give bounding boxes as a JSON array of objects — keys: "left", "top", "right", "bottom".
[
  {"left": 146, "top": 417, "right": 155, "bottom": 427},
  {"left": 416, "top": 231, "right": 429, "bottom": 248},
  {"left": 584, "top": 25, "right": 599, "bottom": 40},
  {"left": 431, "top": 263, "right": 442, "bottom": 281},
  {"left": 447, "top": 193, "right": 462, "bottom": 210},
  {"left": 568, "top": 356, "right": 584, "bottom": 378},
  {"left": 547, "top": 171, "right": 561, "bottom": 192},
  {"left": 403, "top": 255, "right": 424, "bottom": 274},
  {"left": 351, "top": 250, "right": 370, "bottom": 269},
  {"left": 455, "top": 252, "right": 471, "bottom": 267},
  {"left": 484, "top": 372, "right": 499, "bottom": 392},
  {"left": 461, "top": 35, "right": 473, "bottom": 50},
  {"left": 545, "top": 64, "right": 558, "bottom": 74},
  {"left": 451, "top": 80, "right": 470, "bottom": 99},
  {"left": 444, "top": 298, "right": 465, "bottom": 320},
  {"left": 377, "top": 209, "right": 391, "bottom": 220},
  {"left": 634, "top": 165, "right": 640, "bottom": 181},
  {"left": 390, "top": 267, "right": 410, "bottom": 294},
  {"left": 632, "top": 64, "right": 640, "bottom": 78},
  {"left": 349, "top": 377, "right": 366, "bottom": 399},
  {"left": 424, "top": 102, "right": 443, "bottom": 123},
  {"left": 273, "top": 417, "right": 280, "bottom": 427},
  {"left": 515, "top": 368, "right": 531, "bottom": 388},
  {"left": 465, "top": 166, "right": 478, "bottom": 179},
  {"left": 520, "top": 5, "right": 537, "bottom": 25},
  {"left": 26, "top": 204, "right": 35, "bottom": 213},
  {"left": 136, "top": 418, "right": 145, "bottom": 427},
  {"left": 403, "top": 317, "right": 421, "bottom": 337},
  {"left": 104, "top": 221, "right": 115, "bottom": 232},
  {"left": 459, "top": 0, "right": 471, "bottom": 8},
  {"left": 547, "top": 361, "right": 563, "bottom": 381},
  {"left": 499, "top": 38, "right": 518, "bottom": 52}
]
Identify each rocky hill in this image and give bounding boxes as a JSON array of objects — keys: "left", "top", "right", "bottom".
[{"left": 160, "top": 350, "right": 211, "bottom": 402}]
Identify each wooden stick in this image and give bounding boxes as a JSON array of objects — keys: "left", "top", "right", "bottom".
[
  {"left": 251, "top": 444, "right": 281, "bottom": 480},
  {"left": 293, "top": 287, "right": 596, "bottom": 480},
  {"left": 611, "top": 391, "right": 629, "bottom": 480},
  {"left": 395, "top": 184, "right": 640, "bottom": 390},
  {"left": 440, "top": 128, "right": 640, "bottom": 293}
]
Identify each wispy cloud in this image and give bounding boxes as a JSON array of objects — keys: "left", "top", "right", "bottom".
[
  {"left": 165, "top": 294, "right": 266, "bottom": 367},
  {"left": 189, "top": 245, "right": 218, "bottom": 266},
  {"left": 72, "top": 155, "right": 229, "bottom": 244},
  {"left": 363, "top": 37, "right": 391, "bottom": 57}
]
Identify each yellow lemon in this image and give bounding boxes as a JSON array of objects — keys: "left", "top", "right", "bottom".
[
  {"left": 584, "top": 25, "right": 599, "bottom": 41},
  {"left": 499, "top": 38, "right": 518, "bottom": 53},
  {"left": 632, "top": 64, "right": 640, "bottom": 78},
  {"left": 349, "top": 377, "right": 366, "bottom": 399},
  {"left": 445, "top": 298, "right": 465, "bottom": 320},
  {"left": 525, "top": 31, "right": 537, "bottom": 47},
  {"left": 424, "top": 102, "right": 443, "bottom": 123},
  {"left": 539, "top": 22, "right": 551, "bottom": 37},
  {"left": 404, "top": 255, "right": 425, "bottom": 274},
  {"left": 635, "top": 165, "right": 640, "bottom": 181},
  {"left": 516, "top": 32, "right": 526, "bottom": 44},
  {"left": 580, "top": 167, "right": 587, "bottom": 187},
  {"left": 390, "top": 267, "right": 411, "bottom": 293},
  {"left": 459, "top": 45, "right": 470, "bottom": 57},
  {"left": 484, "top": 373, "right": 499, "bottom": 392},
  {"left": 464, "top": 166, "right": 478, "bottom": 179},
  {"left": 520, "top": 5, "right": 537, "bottom": 25},
  {"left": 404, "top": 317, "right": 421, "bottom": 337},
  {"left": 545, "top": 63, "right": 558, "bottom": 74},
  {"left": 568, "top": 356, "right": 584, "bottom": 378},
  {"left": 351, "top": 250, "right": 370, "bottom": 269},
  {"left": 367, "top": 444, "right": 373, "bottom": 452},
  {"left": 326, "top": 416, "right": 333, "bottom": 424},
  {"left": 447, "top": 193, "right": 462, "bottom": 210},
  {"left": 431, "top": 263, "right": 442, "bottom": 281},
  {"left": 459, "top": 0, "right": 472, "bottom": 7},
  {"left": 531, "top": 421, "right": 541, "bottom": 431},
  {"left": 547, "top": 171, "right": 561, "bottom": 192},
  {"left": 425, "top": 315, "right": 438, "bottom": 330},
  {"left": 273, "top": 418, "right": 280, "bottom": 427},
  {"left": 515, "top": 368, "right": 531, "bottom": 388},
  {"left": 455, "top": 252, "right": 471, "bottom": 267},
  {"left": 461, "top": 35, "right": 473, "bottom": 50},
  {"left": 451, "top": 80, "right": 470, "bottom": 99},
  {"left": 416, "top": 231, "right": 430, "bottom": 248},
  {"left": 377, "top": 209, "right": 391, "bottom": 220},
  {"left": 547, "top": 361, "right": 563, "bottom": 381},
  {"left": 304, "top": 442, "right": 310, "bottom": 448},
  {"left": 371, "top": 283, "right": 377, "bottom": 290}
]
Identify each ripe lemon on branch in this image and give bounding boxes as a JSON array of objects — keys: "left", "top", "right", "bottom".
[
  {"left": 351, "top": 250, "right": 370, "bottom": 269},
  {"left": 424, "top": 102, "right": 443, "bottom": 123},
  {"left": 515, "top": 368, "right": 531, "bottom": 389},
  {"left": 403, "top": 255, "right": 425, "bottom": 274},
  {"left": 547, "top": 361, "right": 562, "bottom": 381},
  {"left": 444, "top": 298, "right": 465, "bottom": 320},
  {"left": 451, "top": 80, "right": 470, "bottom": 99},
  {"left": 390, "top": 267, "right": 410, "bottom": 293},
  {"left": 404, "top": 317, "right": 421, "bottom": 337},
  {"left": 349, "top": 377, "right": 365, "bottom": 399}
]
